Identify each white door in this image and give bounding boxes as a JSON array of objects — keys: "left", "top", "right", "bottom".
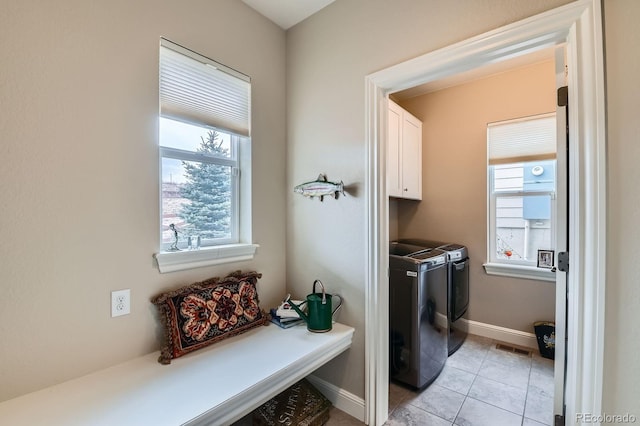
[{"left": 553, "top": 46, "right": 568, "bottom": 422}]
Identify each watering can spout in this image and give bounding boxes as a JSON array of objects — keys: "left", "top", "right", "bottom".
[{"left": 285, "top": 296, "right": 309, "bottom": 324}]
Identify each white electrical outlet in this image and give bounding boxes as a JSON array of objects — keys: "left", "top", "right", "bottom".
[{"left": 111, "top": 289, "right": 131, "bottom": 317}]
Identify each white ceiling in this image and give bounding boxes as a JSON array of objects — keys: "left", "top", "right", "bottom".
[{"left": 242, "top": 0, "right": 335, "bottom": 30}]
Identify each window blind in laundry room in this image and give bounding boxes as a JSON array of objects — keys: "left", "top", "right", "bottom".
[{"left": 487, "top": 113, "right": 556, "bottom": 165}]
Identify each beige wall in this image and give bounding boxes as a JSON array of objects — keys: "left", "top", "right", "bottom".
[
  {"left": 394, "top": 60, "right": 557, "bottom": 333},
  {"left": 0, "top": 0, "right": 287, "bottom": 402},
  {"left": 286, "top": 0, "right": 572, "bottom": 400},
  {"left": 603, "top": 0, "right": 640, "bottom": 416},
  {"left": 3, "top": 0, "right": 636, "bottom": 417}
]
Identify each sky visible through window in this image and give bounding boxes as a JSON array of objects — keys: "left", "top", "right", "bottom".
[
  {"left": 160, "top": 117, "right": 231, "bottom": 184},
  {"left": 160, "top": 117, "right": 234, "bottom": 246}
]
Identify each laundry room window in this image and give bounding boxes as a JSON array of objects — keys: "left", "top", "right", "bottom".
[
  {"left": 484, "top": 113, "right": 557, "bottom": 281},
  {"left": 154, "top": 38, "right": 257, "bottom": 273}
]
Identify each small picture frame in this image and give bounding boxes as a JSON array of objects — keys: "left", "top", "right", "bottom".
[{"left": 537, "top": 250, "right": 554, "bottom": 269}]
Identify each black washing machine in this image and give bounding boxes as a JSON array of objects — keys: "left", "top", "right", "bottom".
[{"left": 389, "top": 244, "right": 448, "bottom": 389}]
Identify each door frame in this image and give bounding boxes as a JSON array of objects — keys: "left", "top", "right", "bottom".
[{"left": 364, "top": 1, "right": 606, "bottom": 425}]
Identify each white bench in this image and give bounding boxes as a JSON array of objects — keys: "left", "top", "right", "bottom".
[{"left": 0, "top": 323, "right": 354, "bottom": 426}]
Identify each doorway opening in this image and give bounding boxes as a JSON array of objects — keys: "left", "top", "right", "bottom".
[
  {"left": 386, "top": 47, "right": 562, "bottom": 425},
  {"left": 364, "top": 1, "right": 606, "bottom": 425}
]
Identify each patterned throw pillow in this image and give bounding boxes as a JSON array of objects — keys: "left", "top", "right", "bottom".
[{"left": 151, "top": 270, "right": 269, "bottom": 364}]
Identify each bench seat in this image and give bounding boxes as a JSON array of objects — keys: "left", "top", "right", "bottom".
[{"left": 0, "top": 323, "right": 354, "bottom": 426}]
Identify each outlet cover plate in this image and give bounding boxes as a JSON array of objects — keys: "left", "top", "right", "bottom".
[{"left": 111, "top": 289, "right": 131, "bottom": 317}]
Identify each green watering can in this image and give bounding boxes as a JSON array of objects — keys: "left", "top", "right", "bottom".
[{"left": 287, "top": 280, "right": 343, "bottom": 333}]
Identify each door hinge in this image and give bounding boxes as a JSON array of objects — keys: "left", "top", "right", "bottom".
[
  {"left": 557, "top": 251, "right": 569, "bottom": 272},
  {"left": 555, "top": 414, "right": 565, "bottom": 426},
  {"left": 557, "top": 86, "right": 568, "bottom": 107}
]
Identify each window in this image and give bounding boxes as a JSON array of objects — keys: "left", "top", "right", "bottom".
[
  {"left": 160, "top": 119, "right": 238, "bottom": 249},
  {"left": 155, "top": 39, "right": 256, "bottom": 273},
  {"left": 485, "top": 113, "right": 556, "bottom": 280}
]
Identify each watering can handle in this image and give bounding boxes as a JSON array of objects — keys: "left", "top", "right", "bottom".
[
  {"left": 313, "top": 279, "right": 327, "bottom": 304},
  {"left": 331, "top": 294, "right": 343, "bottom": 317}
]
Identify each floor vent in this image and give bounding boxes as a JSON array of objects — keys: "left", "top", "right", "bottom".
[{"left": 495, "top": 343, "right": 533, "bottom": 357}]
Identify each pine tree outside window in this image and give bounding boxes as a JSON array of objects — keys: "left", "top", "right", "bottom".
[
  {"left": 155, "top": 39, "right": 255, "bottom": 271},
  {"left": 160, "top": 119, "right": 239, "bottom": 250}
]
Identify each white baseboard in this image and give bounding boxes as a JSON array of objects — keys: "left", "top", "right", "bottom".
[
  {"left": 465, "top": 319, "right": 539, "bottom": 350},
  {"left": 306, "top": 375, "right": 366, "bottom": 423},
  {"left": 305, "top": 321, "right": 537, "bottom": 424}
]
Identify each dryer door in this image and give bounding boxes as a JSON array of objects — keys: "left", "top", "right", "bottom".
[{"left": 450, "top": 258, "right": 469, "bottom": 321}]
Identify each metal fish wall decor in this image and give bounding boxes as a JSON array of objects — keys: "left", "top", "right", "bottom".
[{"left": 294, "top": 174, "right": 344, "bottom": 201}]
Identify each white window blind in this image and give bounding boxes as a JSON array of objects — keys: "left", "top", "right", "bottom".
[
  {"left": 487, "top": 113, "right": 556, "bottom": 165},
  {"left": 160, "top": 39, "right": 251, "bottom": 137}
]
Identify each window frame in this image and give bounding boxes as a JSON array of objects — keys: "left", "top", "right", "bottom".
[
  {"left": 487, "top": 165, "right": 557, "bottom": 263},
  {"left": 154, "top": 39, "right": 257, "bottom": 273},
  {"left": 483, "top": 114, "right": 557, "bottom": 282},
  {"left": 159, "top": 131, "right": 241, "bottom": 251}
]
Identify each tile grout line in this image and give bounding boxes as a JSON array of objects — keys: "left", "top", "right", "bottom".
[
  {"left": 452, "top": 338, "right": 493, "bottom": 425},
  {"left": 522, "top": 350, "right": 534, "bottom": 426}
]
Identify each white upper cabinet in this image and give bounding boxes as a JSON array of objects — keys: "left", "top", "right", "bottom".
[{"left": 388, "top": 99, "right": 422, "bottom": 200}]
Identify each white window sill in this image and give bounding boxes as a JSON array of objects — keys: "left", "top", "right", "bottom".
[
  {"left": 483, "top": 262, "right": 556, "bottom": 282},
  {"left": 154, "top": 243, "right": 259, "bottom": 273}
]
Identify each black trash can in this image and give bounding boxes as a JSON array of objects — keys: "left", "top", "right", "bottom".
[{"left": 534, "top": 321, "right": 555, "bottom": 360}]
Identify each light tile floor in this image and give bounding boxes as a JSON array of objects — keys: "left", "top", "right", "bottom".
[{"left": 327, "top": 334, "right": 555, "bottom": 426}]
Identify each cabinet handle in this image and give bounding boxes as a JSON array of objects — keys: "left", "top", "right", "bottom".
[{"left": 404, "top": 188, "right": 408, "bottom": 191}]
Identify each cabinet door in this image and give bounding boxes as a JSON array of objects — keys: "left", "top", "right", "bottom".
[
  {"left": 401, "top": 112, "right": 422, "bottom": 200},
  {"left": 387, "top": 100, "right": 403, "bottom": 197}
]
